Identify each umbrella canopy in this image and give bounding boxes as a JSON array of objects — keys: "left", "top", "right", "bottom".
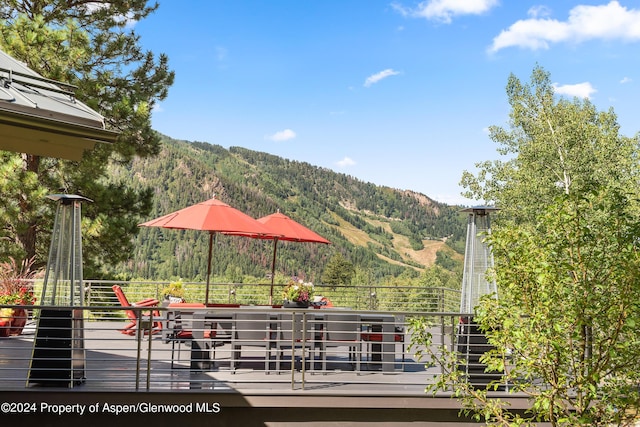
[
  {"left": 139, "top": 197, "right": 279, "bottom": 304},
  {"left": 256, "top": 211, "right": 330, "bottom": 303}
]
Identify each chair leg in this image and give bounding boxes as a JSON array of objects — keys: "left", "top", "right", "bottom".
[
  {"left": 231, "top": 345, "right": 239, "bottom": 373},
  {"left": 321, "top": 344, "right": 327, "bottom": 373},
  {"left": 171, "top": 340, "right": 176, "bottom": 369}
]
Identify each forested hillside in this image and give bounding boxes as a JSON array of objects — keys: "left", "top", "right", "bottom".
[{"left": 106, "top": 134, "right": 467, "bottom": 285}]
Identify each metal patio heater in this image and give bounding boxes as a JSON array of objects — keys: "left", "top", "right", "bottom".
[
  {"left": 28, "top": 194, "right": 90, "bottom": 387},
  {"left": 457, "top": 206, "right": 502, "bottom": 389}
]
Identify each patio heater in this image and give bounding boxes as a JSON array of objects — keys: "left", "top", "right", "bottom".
[
  {"left": 28, "top": 194, "right": 90, "bottom": 387},
  {"left": 456, "top": 206, "right": 502, "bottom": 389}
]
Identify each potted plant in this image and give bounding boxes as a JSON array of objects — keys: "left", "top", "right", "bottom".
[
  {"left": 282, "top": 279, "right": 314, "bottom": 308},
  {"left": 161, "top": 280, "right": 186, "bottom": 304},
  {"left": 0, "top": 257, "right": 38, "bottom": 337}
]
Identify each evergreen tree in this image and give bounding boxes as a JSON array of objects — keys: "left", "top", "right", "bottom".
[
  {"left": 0, "top": 1, "right": 174, "bottom": 277},
  {"left": 321, "top": 253, "right": 355, "bottom": 286}
]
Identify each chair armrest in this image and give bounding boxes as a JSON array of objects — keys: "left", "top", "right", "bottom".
[{"left": 132, "top": 298, "right": 160, "bottom": 307}]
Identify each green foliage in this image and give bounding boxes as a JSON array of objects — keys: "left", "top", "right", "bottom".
[
  {"left": 420, "top": 65, "right": 640, "bottom": 426},
  {"left": 475, "top": 192, "right": 640, "bottom": 426},
  {"left": 0, "top": 1, "right": 174, "bottom": 276},
  {"left": 460, "top": 65, "right": 636, "bottom": 226},
  {"left": 321, "top": 253, "right": 355, "bottom": 286},
  {"left": 434, "top": 249, "right": 460, "bottom": 272}
]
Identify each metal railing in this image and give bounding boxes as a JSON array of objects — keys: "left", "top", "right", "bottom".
[
  {"left": 0, "top": 303, "right": 481, "bottom": 392},
  {"left": 82, "top": 279, "right": 461, "bottom": 316}
]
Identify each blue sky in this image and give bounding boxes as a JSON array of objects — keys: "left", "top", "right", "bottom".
[{"left": 135, "top": 1, "right": 640, "bottom": 206}]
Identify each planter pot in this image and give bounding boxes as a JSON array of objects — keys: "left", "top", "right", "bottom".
[
  {"left": 0, "top": 317, "right": 11, "bottom": 338},
  {"left": 283, "top": 300, "right": 310, "bottom": 308},
  {"left": 0, "top": 308, "right": 28, "bottom": 336},
  {"left": 9, "top": 308, "right": 27, "bottom": 336},
  {"left": 164, "top": 295, "right": 185, "bottom": 304}
]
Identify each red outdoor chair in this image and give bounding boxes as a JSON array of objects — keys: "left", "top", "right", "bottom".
[{"left": 111, "top": 285, "right": 161, "bottom": 335}]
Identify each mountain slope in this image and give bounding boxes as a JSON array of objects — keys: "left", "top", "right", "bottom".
[{"left": 108, "top": 134, "right": 466, "bottom": 283}]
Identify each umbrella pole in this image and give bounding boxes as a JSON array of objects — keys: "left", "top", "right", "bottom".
[
  {"left": 269, "top": 238, "right": 278, "bottom": 305},
  {"left": 205, "top": 232, "right": 214, "bottom": 305}
]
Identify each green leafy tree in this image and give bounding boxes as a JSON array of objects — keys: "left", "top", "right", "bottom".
[
  {"left": 460, "top": 65, "right": 636, "bottom": 224},
  {"left": 0, "top": 1, "right": 174, "bottom": 277},
  {"left": 412, "top": 66, "right": 640, "bottom": 426}
]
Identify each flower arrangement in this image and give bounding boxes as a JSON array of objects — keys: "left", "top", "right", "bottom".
[
  {"left": 161, "top": 280, "right": 186, "bottom": 303},
  {"left": 0, "top": 257, "right": 37, "bottom": 306},
  {"left": 0, "top": 257, "right": 38, "bottom": 337},
  {"left": 282, "top": 279, "right": 314, "bottom": 304}
]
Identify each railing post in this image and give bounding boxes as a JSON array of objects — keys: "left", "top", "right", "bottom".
[
  {"left": 440, "top": 314, "right": 446, "bottom": 376},
  {"left": 301, "top": 312, "right": 307, "bottom": 390},
  {"left": 135, "top": 310, "right": 142, "bottom": 391},
  {"left": 146, "top": 310, "right": 153, "bottom": 390},
  {"left": 290, "top": 310, "right": 295, "bottom": 389}
]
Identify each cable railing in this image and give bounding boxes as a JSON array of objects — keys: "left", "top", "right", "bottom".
[
  {"left": 83, "top": 280, "right": 462, "bottom": 316},
  {"left": 0, "top": 303, "right": 487, "bottom": 393}
]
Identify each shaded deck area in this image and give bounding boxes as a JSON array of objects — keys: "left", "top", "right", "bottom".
[{"left": 0, "top": 308, "right": 536, "bottom": 426}]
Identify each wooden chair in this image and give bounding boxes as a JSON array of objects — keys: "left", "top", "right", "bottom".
[{"left": 111, "top": 285, "right": 161, "bottom": 335}]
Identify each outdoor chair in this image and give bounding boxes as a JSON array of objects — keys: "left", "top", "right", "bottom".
[
  {"left": 111, "top": 285, "right": 161, "bottom": 335},
  {"left": 276, "top": 312, "right": 318, "bottom": 372},
  {"left": 361, "top": 326, "right": 406, "bottom": 366},
  {"left": 231, "top": 312, "right": 276, "bottom": 373},
  {"left": 321, "top": 313, "right": 361, "bottom": 372},
  {"left": 165, "top": 303, "right": 218, "bottom": 369}
]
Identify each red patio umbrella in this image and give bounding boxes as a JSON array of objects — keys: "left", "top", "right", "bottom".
[
  {"left": 256, "top": 211, "right": 330, "bottom": 304},
  {"left": 139, "top": 197, "right": 279, "bottom": 305}
]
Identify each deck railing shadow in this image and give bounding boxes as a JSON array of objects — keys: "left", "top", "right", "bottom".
[{"left": 0, "top": 304, "right": 477, "bottom": 393}]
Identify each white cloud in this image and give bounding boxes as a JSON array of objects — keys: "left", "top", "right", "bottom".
[
  {"left": 392, "top": 0, "right": 499, "bottom": 24},
  {"left": 553, "top": 82, "right": 597, "bottom": 99},
  {"left": 336, "top": 157, "right": 356, "bottom": 167},
  {"left": 267, "top": 129, "right": 296, "bottom": 142},
  {"left": 364, "top": 69, "right": 401, "bottom": 87},
  {"left": 527, "top": 5, "right": 552, "bottom": 19},
  {"left": 86, "top": 2, "right": 137, "bottom": 28},
  {"left": 489, "top": 1, "right": 640, "bottom": 52},
  {"left": 620, "top": 76, "right": 632, "bottom": 84}
]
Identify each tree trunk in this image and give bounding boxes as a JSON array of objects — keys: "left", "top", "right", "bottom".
[{"left": 17, "top": 154, "right": 40, "bottom": 263}]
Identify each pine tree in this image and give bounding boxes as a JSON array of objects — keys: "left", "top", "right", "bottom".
[{"left": 0, "top": 1, "right": 174, "bottom": 277}]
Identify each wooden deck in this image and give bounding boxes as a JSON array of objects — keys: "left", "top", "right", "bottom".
[{"left": 0, "top": 317, "right": 533, "bottom": 426}]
